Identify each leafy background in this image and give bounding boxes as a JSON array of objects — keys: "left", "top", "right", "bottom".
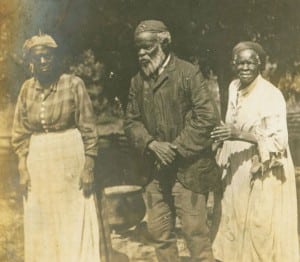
[
  {"left": 1, "top": 1, "right": 300, "bottom": 261},
  {"left": 1, "top": 0, "right": 300, "bottom": 114}
]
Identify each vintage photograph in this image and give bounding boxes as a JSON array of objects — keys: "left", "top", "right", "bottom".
[{"left": 0, "top": 0, "right": 300, "bottom": 261}]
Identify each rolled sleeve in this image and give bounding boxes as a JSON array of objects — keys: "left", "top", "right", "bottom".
[
  {"left": 11, "top": 85, "right": 32, "bottom": 159},
  {"left": 254, "top": 92, "right": 288, "bottom": 162},
  {"left": 74, "top": 77, "right": 98, "bottom": 157}
]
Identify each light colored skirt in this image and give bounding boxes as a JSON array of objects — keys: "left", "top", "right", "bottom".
[
  {"left": 24, "top": 129, "right": 101, "bottom": 262},
  {"left": 213, "top": 141, "right": 299, "bottom": 262}
]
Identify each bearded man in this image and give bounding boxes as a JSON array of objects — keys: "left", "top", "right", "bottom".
[{"left": 124, "top": 20, "right": 219, "bottom": 262}]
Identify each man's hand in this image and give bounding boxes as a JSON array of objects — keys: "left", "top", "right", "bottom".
[
  {"left": 79, "top": 156, "right": 95, "bottom": 198},
  {"left": 148, "top": 140, "right": 177, "bottom": 166},
  {"left": 18, "top": 157, "right": 31, "bottom": 198}
]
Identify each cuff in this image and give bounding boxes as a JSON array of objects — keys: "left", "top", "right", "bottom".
[
  {"left": 84, "top": 151, "right": 97, "bottom": 157},
  {"left": 16, "top": 150, "right": 29, "bottom": 160}
]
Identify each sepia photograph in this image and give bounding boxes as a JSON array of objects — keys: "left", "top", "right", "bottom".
[{"left": 0, "top": 0, "right": 300, "bottom": 261}]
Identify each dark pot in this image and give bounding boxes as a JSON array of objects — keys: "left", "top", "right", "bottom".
[{"left": 103, "top": 185, "right": 146, "bottom": 232}]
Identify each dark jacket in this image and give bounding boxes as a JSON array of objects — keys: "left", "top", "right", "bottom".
[{"left": 124, "top": 54, "right": 220, "bottom": 193}]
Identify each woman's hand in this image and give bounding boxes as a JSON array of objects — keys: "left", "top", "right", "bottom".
[
  {"left": 18, "top": 157, "right": 31, "bottom": 198},
  {"left": 79, "top": 156, "right": 95, "bottom": 197},
  {"left": 210, "top": 121, "right": 240, "bottom": 142}
]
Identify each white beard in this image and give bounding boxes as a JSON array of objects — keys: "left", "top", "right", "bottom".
[{"left": 140, "top": 46, "right": 166, "bottom": 77}]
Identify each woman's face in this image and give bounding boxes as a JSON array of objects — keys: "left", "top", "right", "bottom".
[
  {"left": 30, "top": 46, "right": 55, "bottom": 78},
  {"left": 234, "top": 49, "right": 260, "bottom": 87}
]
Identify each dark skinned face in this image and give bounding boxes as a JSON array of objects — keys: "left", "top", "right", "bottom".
[
  {"left": 135, "top": 32, "right": 160, "bottom": 64},
  {"left": 30, "top": 46, "right": 55, "bottom": 81},
  {"left": 234, "top": 49, "right": 260, "bottom": 88},
  {"left": 135, "top": 31, "right": 166, "bottom": 76}
]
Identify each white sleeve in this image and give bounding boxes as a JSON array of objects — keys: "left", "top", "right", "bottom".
[{"left": 254, "top": 88, "right": 288, "bottom": 162}]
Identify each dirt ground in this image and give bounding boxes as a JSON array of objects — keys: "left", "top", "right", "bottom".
[
  {"left": 0, "top": 194, "right": 191, "bottom": 262},
  {"left": 110, "top": 221, "right": 190, "bottom": 262}
]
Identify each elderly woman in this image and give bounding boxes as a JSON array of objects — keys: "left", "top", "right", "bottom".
[
  {"left": 211, "top": 42, "right": 299, "bottom": 262},
  {"left": 12, "top": 34, "right": 101, "bottom": 262}
]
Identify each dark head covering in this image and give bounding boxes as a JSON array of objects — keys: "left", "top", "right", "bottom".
[
  {"left": 134, "top": 20, "right": 168, "bottom": 37},
  {"left": 232, "top": 41, "right": 266, "bottom": 65}
]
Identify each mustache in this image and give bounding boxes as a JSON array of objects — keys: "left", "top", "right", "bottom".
[
  {"left": 139, "top": 48, "right": 166, "bottom": 76},
  {"left": 139, "top": 58, "right": 150, "bottom": 65}
]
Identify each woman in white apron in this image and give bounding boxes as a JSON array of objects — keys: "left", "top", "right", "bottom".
[
  {"left": 211, "top": 42, "right": 299, "bottom": 262},
  {"left": 12, "top": 34, "right": 102, "bottom": 262}
]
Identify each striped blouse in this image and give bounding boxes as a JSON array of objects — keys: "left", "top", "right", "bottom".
[{"left": 12, "top": 74, "right": 97, "bottom": 158}]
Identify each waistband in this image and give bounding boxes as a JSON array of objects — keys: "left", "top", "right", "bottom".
[{"left": 32, "top": 128, "right": 78, "bottom": 136}]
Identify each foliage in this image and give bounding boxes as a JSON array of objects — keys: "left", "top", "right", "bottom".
[
  {"left": 69, "top": 48, "right": 124, "bottom": 121},
  {"left": 69, "top": 49, "right": 105, "bottom": 85},
  {"left": 2, "top": 0, "right": 300, "bottom": 109}
]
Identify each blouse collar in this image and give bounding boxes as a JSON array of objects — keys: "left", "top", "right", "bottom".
[
  {"left": 238, "top": 74, "right": 261, "bottom": 96},
  {"left": 34, "top": 76, "right": 59, "bottom": 92}
]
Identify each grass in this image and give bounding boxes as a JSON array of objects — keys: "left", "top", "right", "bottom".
[{"left": 0, "top": 196, "right": 24, "bottom": 262}]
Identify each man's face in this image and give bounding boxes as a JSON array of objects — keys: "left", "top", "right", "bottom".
[
  {"left": 135, "top": 32, "right": 159, "bottom": 64},
  {"left": 135, "top": 32, "right": 166, "bottom": 76},
  {"left": 234, "top": 49, "right": 260, "bottom": 87},
  {"left": 30, "top": 46, "right": 55, "bottom": 77}
]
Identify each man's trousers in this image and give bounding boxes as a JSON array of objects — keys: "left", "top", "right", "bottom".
[{"left": 145, "top": 175, "right": 214, "bottom": 262}]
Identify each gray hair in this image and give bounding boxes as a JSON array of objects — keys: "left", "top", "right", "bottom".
[
  {"left": 232, "top": 53, "right": 261, "bottom": 66},
  {"left": 157, "top": 31, "right": 172, "bottom": 45},
  {"left": 156, "top": 31, "right": 171, "bottom": 54}
]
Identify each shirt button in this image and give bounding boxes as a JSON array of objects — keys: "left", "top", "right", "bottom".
[
  {"left": 41, "top": 120, "right": 46, "bottom": 124},
  {"left": 40, "top": 107, "right": 45, "bottom": 112}
]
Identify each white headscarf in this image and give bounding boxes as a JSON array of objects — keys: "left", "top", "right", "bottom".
[{"left": 23, "top": 33, "right": 58, "bottom": 58}]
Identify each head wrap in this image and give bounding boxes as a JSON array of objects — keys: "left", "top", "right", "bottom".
[
  {"left": 134, "top": 20, "right": 169, "bottom": 37},
  {"left": 232, "top": 41, "right": 266, "bottom": 64},
  {"left": 23, "top": 33, "right": 58, "bottom": 58}
]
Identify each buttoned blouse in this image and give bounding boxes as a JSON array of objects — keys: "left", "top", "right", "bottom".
[{"left": 12, "top": 74, "right": 97, "bottom": 158}]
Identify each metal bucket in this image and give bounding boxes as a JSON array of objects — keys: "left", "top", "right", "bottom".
[{"left": 103, "top": 185, "right": 146, "bottom": 232}]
